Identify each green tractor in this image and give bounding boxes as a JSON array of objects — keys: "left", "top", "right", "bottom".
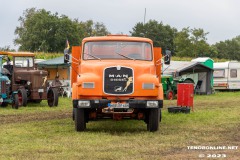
[
  {"left": 161, "top": 75, "right": 177, "bottom": 100},
  {"left": 162, "top": 75, "right": 195, "bottom": 100}
]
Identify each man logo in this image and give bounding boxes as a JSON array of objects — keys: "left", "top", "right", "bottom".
[{"left": 114, "top": 86, "right": 122, "bottom": 92}]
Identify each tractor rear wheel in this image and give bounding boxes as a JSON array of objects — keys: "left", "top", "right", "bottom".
[
  {"left": 166, "top": 90, "right": 174, "bottom": 100},
  {"left": 18, "top": 88, "right": 28, "bottom": 106},
  {"left": 12, "top": 94, "right": 19, "bottom": 109},
  {"left": 47, "top": 88, "right": 58, "bottom": 107}
]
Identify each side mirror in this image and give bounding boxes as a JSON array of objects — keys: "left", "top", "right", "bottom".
[
  {"left": 164, "top": 50, "right": 171, "bottom": 65},
  {"left": 64, "top": 48, "right": 70, "bottom": 63}
]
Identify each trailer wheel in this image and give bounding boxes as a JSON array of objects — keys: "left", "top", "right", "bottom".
[
  {"left": 12, "top": 94, "right": 19, "bottom": 109},
  {"left": 166, "top": 90, "right": 174, "bottom": 100},
  {"left": 47, "top": 88, "right": 58, "bottom": 107},
  {"left": 147, "top": 108, "right": 160, "bottom": 132},
  {"left": 18, "top": 88, "right": 27, "bottom": 106},
  {"left": 75, "top": 108, "right": 86, "bottom": 131}
]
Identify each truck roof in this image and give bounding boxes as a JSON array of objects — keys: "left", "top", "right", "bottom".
[
  {"left": 0, "top": 51, "right": 35, "bottom": 57},
  {"left": 82, "top": 35, "right": 153, "bottom": 44}
]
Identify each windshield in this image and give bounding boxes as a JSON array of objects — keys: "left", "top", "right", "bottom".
[
  {"left": 83, "top": 41, "right": 152, "bottom": 61},
  {"left": 14, "top": 57, "right": 34, "bottom": 68}
]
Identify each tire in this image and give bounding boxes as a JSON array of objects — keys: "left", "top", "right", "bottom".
[
  {"left": 75, "top": 108, "right": 86, "bottom": 131},
  {"left": 53, "top": 88, "right": 59, "bottom": 106},
  {"left": 47, "top": 88, "right": 58, "bottom": 107},
  {"left": 166, "top": 90, "right": 174, "bottom": 100},
  {"left": 159, "top": 109, "right": 162, "bottom": 122},
  {"left": 147, "top": 108, "right": 160, "bottom": 132},
  {"left": 12, "top": 94, "right": 19, "bottom": 109},
  {"left": 73, "top": 108, "right": 76, "bottom": 121},
  {"left": 18, "top": 88, "right": 28, "bottom": 106}
]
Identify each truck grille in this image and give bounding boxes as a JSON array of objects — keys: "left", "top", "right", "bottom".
[{"left": 104, "top": 66, "right": 133, "bottom": 95}]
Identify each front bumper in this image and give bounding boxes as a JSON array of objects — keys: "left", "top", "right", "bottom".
[{"left": 73, "top": 99, "right": 163, "bottom": 109}]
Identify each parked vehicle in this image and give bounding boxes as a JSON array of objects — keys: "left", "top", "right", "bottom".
[
  {"left": 0, "top": 54, "right": 19, "bottom": 109},
  {"left": 0, "top": 51, "right": 59, "bottom": 107},
  {"left": 65, "top": 35, "right": 171, "bottom": 132},
  {"left": 161, "top": 75, "right": 177, "bottom": 100},
  {"left": 213, "top": 61, "right": 240, "bottom": 90}
]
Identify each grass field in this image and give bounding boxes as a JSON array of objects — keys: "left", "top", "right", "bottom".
[{"left": 0, "top": 92, "right": 239, "bottom": 160}]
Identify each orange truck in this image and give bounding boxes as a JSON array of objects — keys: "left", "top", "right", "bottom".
[{"left": 65, "top": 35, "right": 170, "bottom": 132}]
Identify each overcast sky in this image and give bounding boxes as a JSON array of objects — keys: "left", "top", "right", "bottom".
[{"left": 0, "top": 0, "right": 239, "bottom": 50}]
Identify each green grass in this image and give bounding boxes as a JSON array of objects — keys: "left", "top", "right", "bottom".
[{"left": 0, "top": 92, "right": 239, "bottom": 160}]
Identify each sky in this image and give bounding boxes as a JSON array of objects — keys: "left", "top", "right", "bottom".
[{"left": 0, "top": 0, "right": 240, "bottom": 50}]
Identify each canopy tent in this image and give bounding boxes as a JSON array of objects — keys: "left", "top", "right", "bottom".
[
  {"left": 163, "top": 61, "right": 213, "bottom": 95},
  {"left": 37, "top": 56, "right": 70, "bottom": 82},
  {"left": 37, "top": 56, "right": 70, "bottom": 68}
]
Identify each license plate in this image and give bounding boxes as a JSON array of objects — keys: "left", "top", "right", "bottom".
[
  {"left": 108, "top": 103, "right": 129, "bottom": 108},
  {"left": 38, "top": 89, "right": 44, "bottom": 92}
]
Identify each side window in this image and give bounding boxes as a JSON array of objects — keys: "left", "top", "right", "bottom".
[
  {"left": 230, "top": 69, "right": 237, "bottom": 78},
  {"left": 213, "top": 69, "right": 225, "bottom": 78}
]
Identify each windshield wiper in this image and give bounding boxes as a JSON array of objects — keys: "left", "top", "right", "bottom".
[
  {"left": 114, "top": 52, "right": 135, "bottom": 60},
  {"left": 84, "top": 53, "right": 101, "bottom": 60}
]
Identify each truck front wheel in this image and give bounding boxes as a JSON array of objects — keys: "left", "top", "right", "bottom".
[
  {"left": 75, "top": 108, "right": 86, "bottom": 131},
  {"left": 147, "top": 108, "right": 160, "bottom": 132}
]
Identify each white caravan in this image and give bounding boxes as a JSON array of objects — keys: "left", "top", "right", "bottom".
[{"left": 213, "top": 61, "right": 240, "bottom": 90}]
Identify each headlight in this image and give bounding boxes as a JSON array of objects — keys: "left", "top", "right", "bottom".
[
  {"left": 82, "top": 82, "right": 95, "bottom": 88},
  {"left": 142, "top": 83, "right": 154, "bottom": 89},
  {"left": 27, "top": 81, "right": 31, "bottom": 85},
  {"left": 146, "top": 101, "right": 159, "bottom": 108},
  {"left": 78, "top": 100, "right": 90, "bottom": 108}
]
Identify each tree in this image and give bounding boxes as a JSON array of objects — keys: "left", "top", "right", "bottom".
[
  {"left": 213, "top": 36, "right": 240, "bottom": 60},
  {"left": 0, "top": 45, "right": 16, "bottom": 52},
  {"left": 15, "top": 8, "right": 59, "bottom": 52},
  {"left": 80, "top": 20, "right": 110, "bottom": 38},
  {"left": 130, "top": 20, "right": 177, "bottom": 54},
  {"left": 174, "top": 27, "right": 214, "bottom": 57},
  {"left": 14, "top": 8, "right": 110, "bottom": 52}
]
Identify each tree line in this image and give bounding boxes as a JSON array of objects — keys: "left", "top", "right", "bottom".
[{"left": 2, "top": 8, "right": 240, "bottom": 60}]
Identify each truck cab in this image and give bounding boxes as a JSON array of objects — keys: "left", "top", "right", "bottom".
[{"left": 68, "top": 35, "right": 168, "bottom": 132}]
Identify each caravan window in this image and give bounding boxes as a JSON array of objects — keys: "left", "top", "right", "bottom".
[
  {"left": 213, "top": 69, "right": 225, "bottom": 78},
  {"left": 230, "top": 69, "right": 237, "bottom": 78}
]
